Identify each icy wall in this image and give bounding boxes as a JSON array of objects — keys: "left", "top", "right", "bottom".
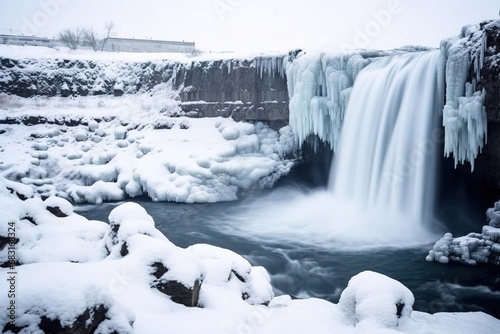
[
  {"left": 437, "top": 19, "right": 500, "bottom": 191},
  {"left": 439, "top": 20, "right": 500, "bottom": 171},
  {"left": 175, "top": 55, "right": 290, "bottom": 125}
]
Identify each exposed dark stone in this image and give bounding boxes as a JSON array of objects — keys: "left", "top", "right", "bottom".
[
  {"left": 21, "top": 116, "right": 47, "bottom": 126},
  {"left": 1, "top": 58, "right": 17, "bottom": 68},
  {"left": 4, "top": 304, "right": 109, "bottom": 334},
  {"left": 231, "top": 269, "right": 246, "bottom": 283},
  {"left": 153, "top": 279, "right": 202, "bottom": 307},
  {"left": 64, "top": 118, "right": 82, "bottom": 127},
  {"left": 113, "top": 87, "right": 125, "bottom": 97},
  {"left": 0, "top": 235, "right": 18, "bottom": 251},
  {"left": 0, "top": 130, "right": 6, "bottom": 135},
  {"left": 0, "top": 259, "right": 21, "bottom": 269},
  {"left": 151, "top": 261, "right": 169, "bottom": 279},
  {"left": 481, "top": 22, "right": 500, "bottom": 122},
  {"left": 22, "top": 216, "right": 36, "bottom": 225},
  {"left": 46, "top": 206, "right": 68, "bottom": 218},
  {"left": 120, "top": 242, "right": 129, "bottom": 257},
  {"left": 396, "top": 302, "right": 405, "bottom": 318},
  {"left": 6, "top": 187, "right": 28, "bottom": 201}
]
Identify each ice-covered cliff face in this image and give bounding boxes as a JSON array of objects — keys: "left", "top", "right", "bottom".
[{"left": 439, "top": 20, "right": 500, "bottom": 171}]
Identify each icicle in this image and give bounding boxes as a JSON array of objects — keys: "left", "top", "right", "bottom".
[
  {"left": 286, "top": 50, "right": 369, "bottom": 150},
  {"left": 440, "top": 23, "right": 488, "bottom": 171}
]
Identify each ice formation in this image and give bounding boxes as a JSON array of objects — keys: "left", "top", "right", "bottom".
[
  {"left": 439, "top": 23, "right": 488, "bottom": 171},
  {"left": 426, "top": 200, "right": 500, "bottom": 266},
  {"left": 255, "top": 55, "right": 287, "bottom": 79},
  {"left": 285, "top": 50, "right": 369, "bottom": 150},
  {"left": 0, "top": 92, "right": 296, "bottom": 204}
]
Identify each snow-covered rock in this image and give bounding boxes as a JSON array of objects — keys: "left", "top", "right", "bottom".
[{"left": 426, "top": 200, "right": 500, "bottom": 266}]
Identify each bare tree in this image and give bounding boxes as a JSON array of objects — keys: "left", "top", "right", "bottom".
[
  {"left": 82, "top": 27, "right": 99, "bottom": 51},
  {"left": 59, "top": 28, "right": 81, "bottom": 50},
  {"left": 99, "top": 22, "right": 115, "bottom": 51}
]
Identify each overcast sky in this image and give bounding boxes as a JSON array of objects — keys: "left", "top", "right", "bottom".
[{"left": 0, "top": 0, "right": 498, "bottom": 52}]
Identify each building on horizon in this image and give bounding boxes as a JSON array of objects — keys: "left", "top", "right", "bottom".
[{"left": 0, "top": 34, "right": 195, "bottom": 53}]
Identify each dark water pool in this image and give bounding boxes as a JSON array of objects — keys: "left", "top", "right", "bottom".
[{"left": 76, "top": 186, "right": 500, "bottom": 319}]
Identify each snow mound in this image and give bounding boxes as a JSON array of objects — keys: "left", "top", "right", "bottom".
[
  {"left": 188, "top": 244, "right": 274, "bottom": 306},
  {"left": 286, "top": 50, "right": 369, "bottom": 150},
  {"left": 339, "top": 271, "right": 414, "bottom": 329}
]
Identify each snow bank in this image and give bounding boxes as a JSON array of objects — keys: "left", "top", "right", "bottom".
[
  {"left": 0, "top": 92, "right": 296, "bottom": 204},
  {"left": 426, "top": 199, "right": 500, "bottom": 266},
  {"left": 0, "top": 179, "right": 499, "bottom": 333},
  {"left": 439, "top": 22, "right": 490, "bottom": 171}
]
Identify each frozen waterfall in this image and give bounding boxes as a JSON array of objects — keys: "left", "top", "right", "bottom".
[
  {"left": 286, "top": 51, "right": 369, "bottom": 151},
  {"left": 330, "top": 51, "right": 441, "bottom": 227},
  {"left": 221, "top": 51, "right": 442, "bottom": 247}
]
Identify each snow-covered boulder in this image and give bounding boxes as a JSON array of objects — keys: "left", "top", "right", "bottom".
[
  {"left": 339, "top": 271, "right": 414, "bottom": 329},
  {"left": 427, "top": 199, "right": 500, "bottom": 266},
  {"left": 188, "top": 244, "right": 274, "bottom": 306}
]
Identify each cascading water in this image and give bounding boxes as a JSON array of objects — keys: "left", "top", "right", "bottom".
[
  {"left": 330, "top": 51, "right": 441, "bottom": 229},
  {"left": 220, "top": 50, "right": 443, "bottom": 247}
]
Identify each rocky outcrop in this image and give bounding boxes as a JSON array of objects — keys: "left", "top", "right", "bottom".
[
  {"left": 0, "top": 57, "right": 180, "bottom": 97},
  {"left": 0, "top": 55, "right": 290, "bottom": 123},
  {"left": 175, "top": 57, "right": 289, "bottom": 123}
]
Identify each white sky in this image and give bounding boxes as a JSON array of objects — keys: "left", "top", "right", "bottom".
[{"left": 0, "top": 0, "right": 498, "bottom": 53}]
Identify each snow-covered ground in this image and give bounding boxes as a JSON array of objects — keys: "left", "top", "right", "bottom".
[
  {"left": 0, "top": 90, "right": 296, "bottom": 203},
  {"left": 1, "top": 178, "right": 499, "bottom": 334},
  {"left": 0, "top": 44, "right": 287, "bottom": 63}
]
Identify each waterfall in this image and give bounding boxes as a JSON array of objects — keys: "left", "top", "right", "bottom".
[
  {"left": 329, "top": 51, "right": 441, "bottom": 227},
  {"left": 223, "top": 51, "right": 442, "bottom": 247}
]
